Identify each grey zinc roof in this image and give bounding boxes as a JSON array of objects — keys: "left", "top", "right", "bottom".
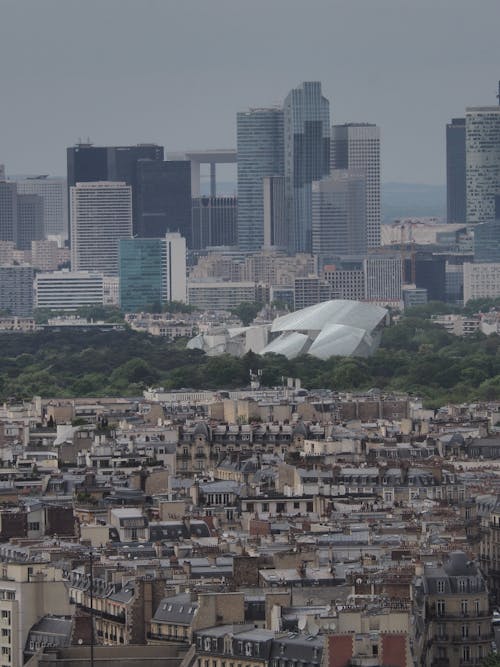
[{"left": 152, "top": 593, "right": 198, "bottom": 625}]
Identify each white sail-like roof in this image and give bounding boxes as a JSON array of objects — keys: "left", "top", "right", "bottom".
[
  {"left": 261, "top": 299, "right": 387, "bottom": 359},
  {"left": 271, "top": 299, "right": 387, "bottom": 334}
]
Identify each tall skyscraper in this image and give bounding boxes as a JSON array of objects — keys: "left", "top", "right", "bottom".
[
  {"left": 284, "top": 82, "right": 330, "bottom": 254},
  {"left": 331, "top": 123, "right": 380, "bottom": 248},
  {"left": 15, "top": 194, "right": 44, "bottom": 250},
  {"left": 311, "top": 170, "right": 367, "bottom": 259},
  {"left": 66, "top": 142, "right": 164, "bottom": 241},
  {"left": 446, "top": 118, "right": 466, "bottom": 224},
  {"left": 0, "top": 181, "right": 17, "bottom": 242},
  {"left": 192, "top": 196, "right": 237, "bottom": 250},
  {"left": 16, "top": 176, "right": 68, "bottom": 239},
  {"left": 134, "top": 160, "right": 192, "bottom": 243},
  {"left": 236, "top": 107, "right": 284, "bottom": 252},
  {"left": 70, "top": 182, "right": 132, "bottom": 277},
  {"left": 119, "top": 233, "right": 187, "bottom": 311},
  {"left": 466, "top": 106, "right": 500, "bottom": 224}
]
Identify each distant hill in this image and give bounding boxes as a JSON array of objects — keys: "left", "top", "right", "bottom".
[{"left": 382, "top": 182, "right": 446, "bottom": 223}]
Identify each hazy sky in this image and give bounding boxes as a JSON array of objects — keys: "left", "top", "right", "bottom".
[{"left": 0, "top": 0, "right": 499, "bottom": 184}]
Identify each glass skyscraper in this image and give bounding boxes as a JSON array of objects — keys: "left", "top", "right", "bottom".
[
  {"left": 311, "top": 170, "right": 367, "bottom": 260},
  {"left": 119, "top": 238, "right": 165, "bottom": 312},
  {"left": 119, "top": 233, "right": 187, "bottom": 312},
  {"left": 446, "top": 118, "right": 466, "bottom": 224},
  {"left": 236, "top": 107, "right": 284, "bottom": 253},
  {"left": 466, "top": 107, "right": 500, "bottom": 224},
  {"left": 331, "top": 123, "right": 380, "bottom": 248},
  {"left": 284, "top": 81, "right": 330, "bottom": 253},
  {"left": 134, "top": 160, "right": 192, "bottom": 245}
]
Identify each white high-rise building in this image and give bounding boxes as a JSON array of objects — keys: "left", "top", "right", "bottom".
[
  {"left": 16, "top": 176, "right": 68, "bottom": 239},
  {"left": 466, "top": 106, "right": 500, "bottom": 224},
  {"left": 164, "top": 232, "right": 187, "bottom": 302},
  {"left": 34, "top": 270, "right": 104, "bottom": 310},
  {"left": 331, "top": 123, "right": 381, "bottom": 248},
  {"left": 70, "top": 181, "right": 132, "bottom": 276}
]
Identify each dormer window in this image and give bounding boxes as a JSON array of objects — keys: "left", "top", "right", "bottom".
[{"left": 437, "top": 580, "right": 445, "bottom": 593}]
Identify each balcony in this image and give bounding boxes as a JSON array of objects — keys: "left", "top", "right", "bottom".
[
  {"left": 431, "top": 660, "right": 449, "bottom": 667},
  {"left": 450, "top": 633, "right": 494, "bottom": 643}
]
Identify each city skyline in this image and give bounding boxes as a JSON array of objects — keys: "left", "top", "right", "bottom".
[{"left": 1, "top": 0, "right": 499, "bottom": 185}]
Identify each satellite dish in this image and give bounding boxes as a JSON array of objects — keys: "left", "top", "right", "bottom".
[
  {"left": 298, "top": 616, "right": 307, "bottom": 631},
  {"left": 329, "top": 622, "right": 336, "bottom": 631}
]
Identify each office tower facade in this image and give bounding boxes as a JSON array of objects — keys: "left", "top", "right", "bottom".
[
  {"left": 66, "top": 143, "right": 164, "bottom": 243},
  {"left": 293, "top": 276, "right": 332, "bottom": 310},
  {"left": 237, "top": 107, "right": 284, "bottom": 252},
  {"left": 331, "top": 123, "right": 381, "bottom": 247},
  {"left": 15, "top": 194, "right": 44, "bottom": 250},
  {"left": 466, "top": 107, "right": 500, "bottom": 224},
  {"left": 284, "top": 82, "right": 331, "bottom": 254},
  {"left": 70, "top": 182, "right": 132, "bottom": 277},
  {"left": 0, "top": 181, "right": 17, "bottom": 242},
  {"left": 67, "top": 143, "right": 164, "bottom": 189},
  {"left": 134, "top": 161, "right": 192, "bottom": 243},
  {"left": 34, "top": 270, "right": 104, "bottom": 310},
  {"left": 323, "top": 265, "right": 365, "bottom": 301},
  {"left": 16, "top": 176, "right": 68, "bottom": 238},
  {"left": 413, "top": 252, "right": 447, "bottom": 302},
  {"left": 263, "top": 176, "right": 287, "bottom": 249},
  {"left": 364, "top": 255, "right": 403, "bottom": 301},
  {"left": 0, "top": 266, "right": 34, "bottom": 316},
  {"left": 474, "top": 220, "right": 500, "bottom": 262},
  {"left": 119, "top": 238, "right": 166, "bottom": 312},
  {"left": 446, "top": 118, "right": 466, "bottom": 223},
  {"left": 192, "top": 196, "right": 237, "bottom": 250},
  {"left": 312, "top": 170, "right": 367, "bottom": 259}
]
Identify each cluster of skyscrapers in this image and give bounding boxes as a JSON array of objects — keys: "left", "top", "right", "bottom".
[
  {"left": 5, "top": 78, "right": 500, "bottom": 318},
  {"left": 237, "top": 81, "right": 381, "bottom": 259}
]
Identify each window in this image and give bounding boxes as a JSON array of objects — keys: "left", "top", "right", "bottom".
[
  {"left": 437, "top": 580, "right": 445, "bottom": 593},
  {"left": 462, "top": 646, "right": 470, "bottom": 662},
  {"left": 461, "top": 600, "right": 468, "bottom": 615},
  {"left": 436, "top": 600, "right": 446, "bottom": 616},
  {"left": 28, "top": 522, "right": 40, "bottom": 531},
  {"left": 462, "top": 625, "right": 468, "bottom": 639}
]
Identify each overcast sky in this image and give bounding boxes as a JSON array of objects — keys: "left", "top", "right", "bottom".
[{"left": 0, "top": 0, "right": 499, "bottom": 184}]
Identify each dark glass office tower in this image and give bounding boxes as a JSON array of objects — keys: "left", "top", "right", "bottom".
[
  {"left": 16, "top": 194, "right": 44, "bottom": 250},
  {"left": 66, "top": 143, "right": 164, "bottom": 244},
  {"left": 67, "top": 143, "right": 164, "bottom": 188},
  {"left": 192, "top": 196, "right": 237, "bottom": 249},
  {"left": 134, "top": 161, "right": 192, "bottom": 244},
  {"left": 284, "top": 82, "right": 331, "bottom": 253},
  {"left": 474, "top": 219, "right": 500, "bottom": 262},
  {"left": 446, "top": 118, "right": 466, "bottom": 223}
]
